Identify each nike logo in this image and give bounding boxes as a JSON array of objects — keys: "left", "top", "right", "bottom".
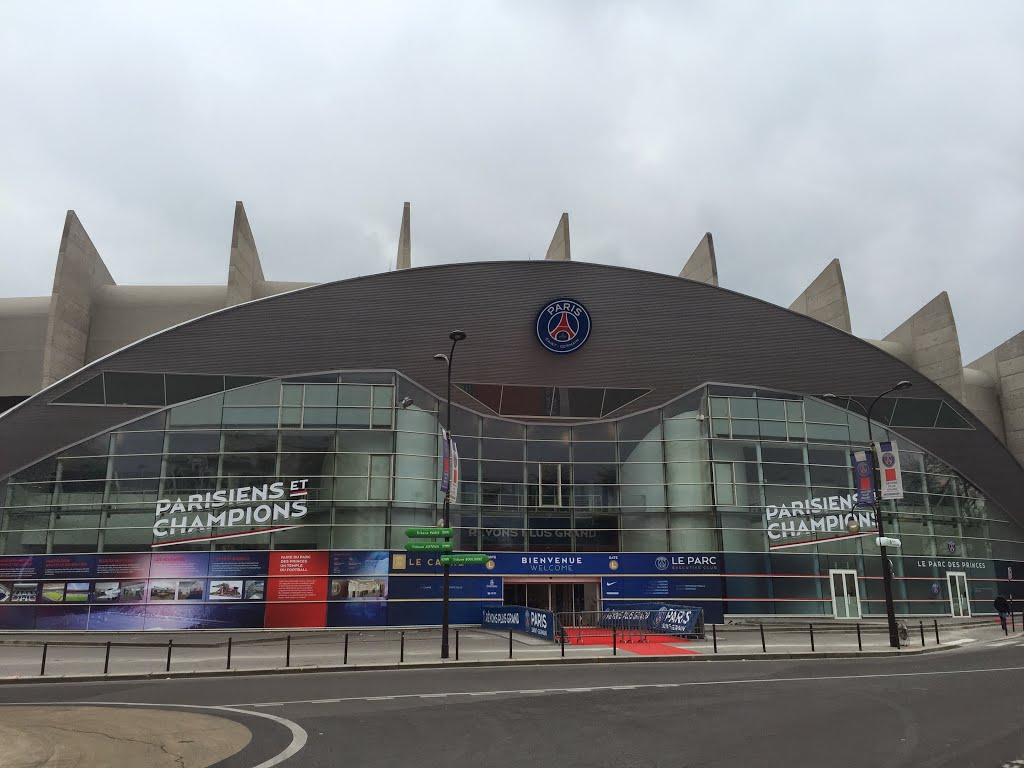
[{"left": 606, "top": 581, "right": 617, "bottom": 587}]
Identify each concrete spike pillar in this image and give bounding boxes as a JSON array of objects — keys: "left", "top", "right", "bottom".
[
  {"left": 226, "top": 201, "right": 266, "bottom": 306},
  {"left": 41, "top": 211, "right": 115, "bottom": 387},
  {"left": 884, "top": 291, "right": 965, "bottom": 402},
  {"left": 967, "top": 331, "right": 1024, "bottom": 467},
  {"left": 396, "top": 202, "right": 411, "bottom": 270},
  {"left": 679, "top": 232, "right": 718, "bottom": 286},
  {"left": 545, "top": 212, "right": 571, "bottom": 261},
  {"left": 788, "top": 259, "right": 852, "bottom": 333}
]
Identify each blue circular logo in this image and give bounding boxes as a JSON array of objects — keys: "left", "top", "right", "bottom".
[
  {"left": 536, "top": 298, "right": 591, "bottom": 354},
  {"left": 655, "top": 556, "right": 669, "bottom": 571},
  {"left": 882, "top": 453, "right": 895, "bottom": 468}
]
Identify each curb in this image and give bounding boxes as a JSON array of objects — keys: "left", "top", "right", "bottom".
[{"left": 0, "top": 643, "right": 954, "bottom": 685}]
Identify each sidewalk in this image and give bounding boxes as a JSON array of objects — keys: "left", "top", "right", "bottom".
[{"left": 0, "top": 619, "right": 1012, "bottom": 683}]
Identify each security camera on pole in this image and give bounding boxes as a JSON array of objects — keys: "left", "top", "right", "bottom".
[
  {"left": 433, "top": 330, "right": 466, "bottom": 660},
  {"left": 826, "top": 381, "right": 911, "bottom": 649}
]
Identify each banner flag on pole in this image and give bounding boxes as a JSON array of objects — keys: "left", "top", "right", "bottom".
[
  {"left": 874, "top": 440, "right": 904, "bottom": 500},
  {"left": 450, "top": 438, "right": 460, "bottom": 501},
  {"left": 440, "top": 428, "right": 451, "bottom": 495},
  {"left": 850, "top": 449, "right": 875, "bottom": 507}
]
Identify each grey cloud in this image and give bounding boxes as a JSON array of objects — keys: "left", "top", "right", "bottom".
[{"left": 1, "top": 0, "right": 1021, "bottom": 360}]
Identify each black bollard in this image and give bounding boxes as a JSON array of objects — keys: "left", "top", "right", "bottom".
[
  {"left": 344, "top": 633, "right": 349, "bottom": 665},
  {"left": 920, "top": 621, "right": 925, "bottom": 647},
  {"left": 560, "top": 629, "right": 565, "bottom": 658},
  {"left": 809, "top": 623, "right": 815, "bottom": 652},
  {"left": 856, "top": 623, "right": 862, "bottom": 652},
  {"left": 613, "top": 626, "right": 617, "bottom": 656},
  {"left": 226, "top": 636, "right": 233, "bottom": 670},
  {"left": 166, "top": 639, "right": 173, "bottom": 672},
  {"left": 104, "top": 640, "right": 111, "bottom": 675},
  {"left": 40, "top": 643, "right": 48, "bottom": 676},
  {"left": 509, "top": 629, "right": 513, "bottom": 659},
  {"left": 760, "top": 623, "right": 766, "bottom": 653},
  {"left": 933, "top": 619, "right": 940, "bottom": 645},
  {"left": 286, "top": 635, "right": 291, "bottom": 668},
  {"left": 712, "top": 624, "right": 717, "bottom": 654},
  {"left": 456, "top": 629, "right": 460, "bottom": 661},
  {"left": 400, "top": 631, "right": 405, "bottom": 663}
]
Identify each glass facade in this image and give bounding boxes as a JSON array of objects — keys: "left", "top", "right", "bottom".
[{"left": 2, "top": 373, "right": 1022, "bottom": 618}]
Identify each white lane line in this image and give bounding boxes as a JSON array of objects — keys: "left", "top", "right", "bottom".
[
  {"left": 0, "top": 700, "right": 307, "bottom": 768},
  {"left": 309, "top": 699, "right": 340, "bottom": 704},
  {"left": 211, "top": 664, "right": 1024, "bottom": 708}
]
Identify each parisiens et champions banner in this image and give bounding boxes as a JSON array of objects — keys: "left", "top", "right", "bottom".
[
  {"left": 152, "top": 479, "right": 311, "bottom": 547},
  {"left": 766, "top": 493, "right": 877, "bottom": 550}
]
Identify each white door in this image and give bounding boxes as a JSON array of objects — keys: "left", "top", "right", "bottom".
[
  {"left": 829, "top": 569, "right": 861, "bottom": 620},
  {"left": 947, "top": 572, "right": 971, "bottom": 617}
]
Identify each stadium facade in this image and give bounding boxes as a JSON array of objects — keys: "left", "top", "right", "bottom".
[{"left": 0, "top": 203, "right": 1021, "bottom": 631}]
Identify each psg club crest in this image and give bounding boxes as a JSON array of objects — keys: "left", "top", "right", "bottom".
[{"left": 536, "top": 298, "right": 591, "bottom": 354}]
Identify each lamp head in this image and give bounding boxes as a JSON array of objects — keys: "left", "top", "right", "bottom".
[
  {"left": 399, "top": 397, "right": 414, "bottom": 409},
  {"left": 823, "top": 393, "right": 837, "bottom": 400},
  {"left": 895, "top": 380, "right": 912, "bottom": 391},
  {"left": 846, "top": 518, "right": 861, "bottom": 535},
  {"left": 449, "top": 330, "right": 467, "bottom": 342},
  {"left": 433, "top": 353, "right": 448, "bottom": 363}
]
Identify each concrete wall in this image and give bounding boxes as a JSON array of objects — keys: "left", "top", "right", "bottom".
[
  {"left": 962, "top": 366, "right": 1006, "bottom": 440},
  {"left": 788, "top": 259, "right": 852, "bottom": 333},
  {"left": 40, "top": 211, "right": 115, "bottom": 387},
  {"left": 679, "top": 233, "right": 718, "bottom": 286},
  {"left": 226, "top": 201, "right": 265, "bottom": 306},
  {"left": 85, "top": 285, "right": 227, "bottom": 361},
  {"left": 545, "top": 213, "right": 571, "bottom": 261},
  {"left": 396, "top": 202, "right": 411, "bottom": 270},
  {"left": 0, "top": 297, "right": 49, "bottom": 396},
  {"left": 969, "top": 332, "right": 1024, "bottom": 467},
  {"left": 883, "top": 292, "right": 965, "bottom": 402}
]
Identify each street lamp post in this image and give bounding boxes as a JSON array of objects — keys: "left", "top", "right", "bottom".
[
  {"left": 434, "top": 330, "right": 466, "bottom": 659},
  {"left": 825, "top": 381, "right": 912, "bottom": 649}
]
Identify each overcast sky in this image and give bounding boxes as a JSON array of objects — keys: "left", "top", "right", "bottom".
[{"left": 1, "top": 1, "right": 1021, "bottom": 362}]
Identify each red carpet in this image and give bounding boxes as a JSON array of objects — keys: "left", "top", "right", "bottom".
[{"left": 562, "top": 627, "right": 700, "bottom": 655}]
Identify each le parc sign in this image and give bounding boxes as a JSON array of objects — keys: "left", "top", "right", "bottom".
[{"left": 152, "top": 479, "right": 310, "bottom": 547}]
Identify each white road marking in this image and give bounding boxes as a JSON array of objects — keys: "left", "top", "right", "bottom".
[
  {"left": 0, "top": 700, "right": 307, "bottom": 768},
  {"left": 202, "top": 664, "right": 1024, "bottom": 708}
]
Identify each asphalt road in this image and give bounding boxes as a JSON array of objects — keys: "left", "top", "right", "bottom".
[{"left": 1, "top": 636, "right": 1022, "bottom": 768}]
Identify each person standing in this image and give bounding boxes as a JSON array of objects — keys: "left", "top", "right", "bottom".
[{"left": 994, "top": 594, "right": 1010, "bottom": 635}]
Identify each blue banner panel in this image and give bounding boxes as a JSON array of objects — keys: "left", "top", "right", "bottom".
[
  {"left": 326, "top": 600, "right": 387, "bottom": 627},
  {"left": 150, "top": 552, "right": 210, "bottom": 579},
  {"left": 34, "top": 605, "right": 90, "bottom": 631},
  {"left": 388, "top": 576, "right": 502, "bottom": 600},
  {"left": 0, "top": 556, "right": 43, "bottom": 580},
  {"left": 94, "top": 554, "right": 151, "bottom": 580},
  {"left": 602, "top": 576, "right": 722, "bottom": 601},
  {"left": 142, "top": 604, "right": 265, "bottom": 631},
  {"left": 331, "top": 551, "right": 389, "bottom": 576},
  {"left": 87, "top": 605, "right": 147, "bottom": 631},
  {"left": 598, "top": 604, "right": 703, "bottom": 635},
  {"left": 481, "top": 605, "right": 555, "bottom": 640},
  {"left": 0, "top": 606, "right": 36, "bottom": 630},
  {"left": 209, "top": 552, "right": 269, "bottom": 579},
  {"left": 40, "top": 555, "right": 97, "bottom": 580}
]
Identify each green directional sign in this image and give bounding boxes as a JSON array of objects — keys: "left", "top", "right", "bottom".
[
  {"left": 439, "top": 554, "right": 492, "bottom": 565},
  {"left": 404, "top": 541, "right": 454, "bottom": 552},
  {"left": 405, "top": 527, "right": 453, "bottom": 539}
]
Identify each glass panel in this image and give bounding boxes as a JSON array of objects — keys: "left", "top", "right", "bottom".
[
  {"left": 710, "top": 398, "right": 729, "bottom": 418},
  {"left": 372, "top": 386, "right": 394, "bottom": 408},
  {"left": 304, "top": 384, "right": 338, "bottom": 407},
  {"left": 165, "top": 432, "right": 220, "bottom": 453},
  {"left": 168, "top": 393, "right": 223, "bottom": 429},
  {"left": 222, "top": 407, "right": 279, "bottom": 427},
  {"left": 934, "top": 402, "right": 972, "bottom": 429},
  {"left": 302, "top": 408, "right": 338, "bottom": 427},
  {"left": 281, "top": 407, "right": 302, "bottom": 426},
  {"left": 891, "top": 399, "right": 941, "bottom": 428},
  {"left": 601, "top": 389, "right": 649, "bottom": 415},
  {"left": 223, "top": 380, "right": 280, "bottom": 406},
  {"left": 338, "top": 408, "right": 370, "bottom": 428},
  {"left": 59, "top": 435, "right": 111, "bottom": 458},
  {"left": 111, "top": 431, "right": 164, "bottom": 455},
  {"left": 785, "top": 401, "right": 804, "bottom": 421},
  {"left": 281, "top": 384, "right": 304, "bottom": 406},
  {"left": 223, "top": 430, "right": 278, "bottom": 453},
  {"left": 52, "top": 374, "right": 105, "bottom": 404},
  {"left": 164, "top": 374, "right": 224, "bottom": 403},
  {"left": 338, "top": 385, "right": 372, "bottom": 407},
  {"left": 371, "top": 408, "right": 393, "bottom": 428},
  {"left": 104, "top": 372, "right": 165, "bottom": 406},
  {"left": 759, "top": 420, "right": 787, "bottom": 439},
  {"left": 729, "top": 398, "right": 758, "bottom": 419}
]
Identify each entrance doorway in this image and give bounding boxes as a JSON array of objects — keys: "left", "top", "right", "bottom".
[
  {"left": 947, "top": 571, "right": 971, "bottom": 617},
  {"left": 502, "top": 580, "right": 600, "bottom": 614},
  {"left": 829, "top": 569, "right": 861, "bottom": 619}
]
